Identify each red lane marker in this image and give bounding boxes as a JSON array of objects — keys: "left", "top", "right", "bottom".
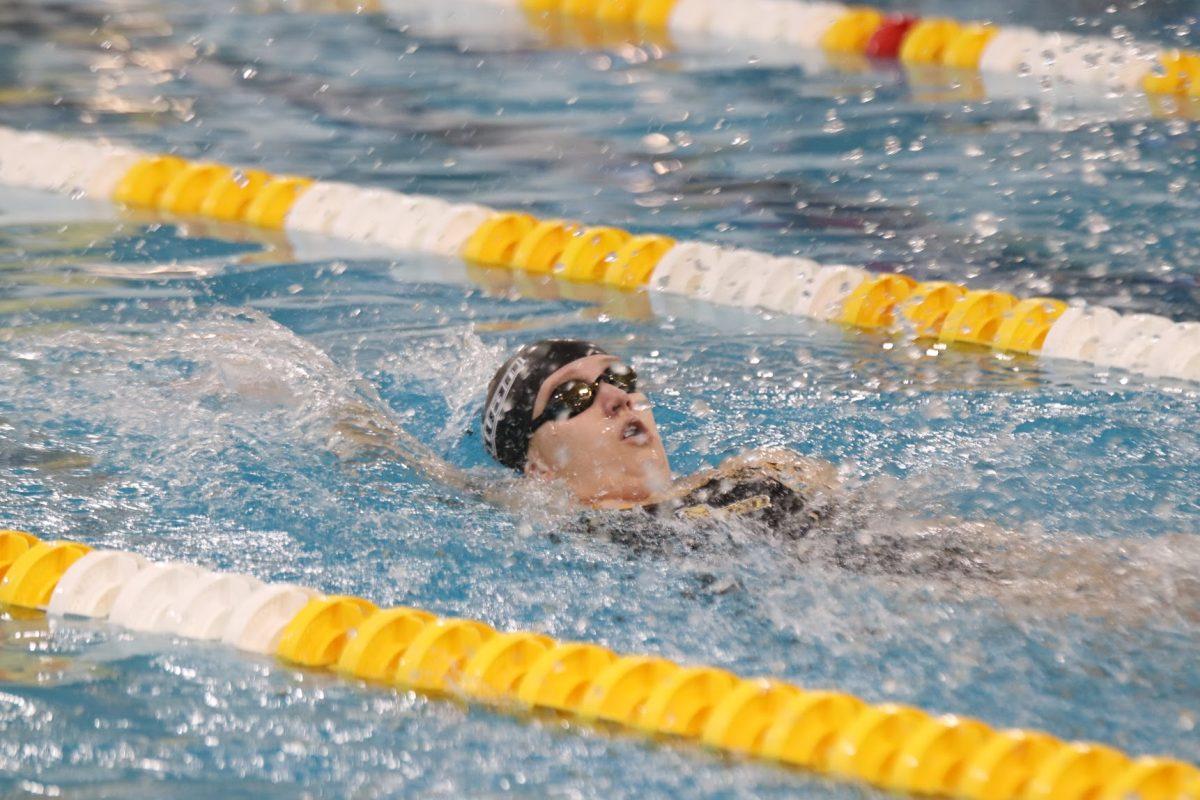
[{"left": 865, "top": 15, "right": 918, "bottom": 59}]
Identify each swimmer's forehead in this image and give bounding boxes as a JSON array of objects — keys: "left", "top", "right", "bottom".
[{"left": 532, "top": 353, "right": 618, "bottom": 419}]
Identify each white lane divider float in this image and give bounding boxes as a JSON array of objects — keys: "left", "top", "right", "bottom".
[
  {"left": 1095, "top": 313, "right": 1175, "bottom": 371},
  {"left": 1040, "top": 305, "right": 1123, "bottom": 362},
  {"left": 729, "top": 255, "right": 818, "bottom": 310},
  {"left": 0, "top": 129, "right": 141, "bottom": 200},
  {"left": 285, "top": 181, "right": 365, "bottom": 238},
  {"left": 668, "top": 0, "right": 725, "bottom": 35},
  {"left": 649, "top": 241, "right": 724, "bottom": 296},
  {"left": 221, "top": 583, "right": 320, "bottom": 654},
  {"left": 47, "top": 550, "right": 149, "bottom": 618},
  {"left": 42, "top": 547, "right": 311, "bottom": 649},
  {"left": 419, "top": 202, "right": 493, "bottom": 256},
  {"left": 794, "top": 265, "right": 871, "bottom": 320},
  {"left": 695, "top": 248, "right": 763, "bottom": 303},
  {"left": 1149, "top": 322, "right": 1200, "bottom": 380},
  {"left": 286, "top": 181, "right": 491, "bottom": 258},
  {"left": 108, "top": 562, "right": 207, "bottom": 633},
  {"left": 170, "top": 571, "right": 265, "bottom": 640},
  {"left": 669, "top": 0, "right": 849, "bottom": 48}
]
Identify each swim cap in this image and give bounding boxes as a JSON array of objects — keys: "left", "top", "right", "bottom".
[{"left": 482, "top": 339, "right": 607, "bottom": 470}]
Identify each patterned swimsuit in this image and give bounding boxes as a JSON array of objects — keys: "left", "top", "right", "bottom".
[{"left": 588, "top": 462, "right": 1001, "bottom": 580}]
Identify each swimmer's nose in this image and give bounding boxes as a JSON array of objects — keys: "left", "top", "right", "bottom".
[{"left": 597, "top": 380, "right": 633, "bottom": 417}]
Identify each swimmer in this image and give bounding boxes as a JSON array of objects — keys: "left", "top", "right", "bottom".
[
  {"left": 481, "top": 338, "right": 838, "bottom": 526},
  {"left": 479, "top": 340, "right": 989, "bottom": 563},
  {"left": 474, "top": 339, "right": 1200, "bottom": 618},
  {"left": 333, "top": 335, "right": 1198, "bottom": 619}
]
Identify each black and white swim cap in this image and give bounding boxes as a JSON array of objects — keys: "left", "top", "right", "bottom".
[{"left": 482, "top": 339, "right": 607, "bottom": 470}]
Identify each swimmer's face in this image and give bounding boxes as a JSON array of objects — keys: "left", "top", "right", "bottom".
[{"left": 525, "top": 354, "right": 672, "bottom": 505}]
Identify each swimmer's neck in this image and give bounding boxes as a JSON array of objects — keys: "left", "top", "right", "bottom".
[
  {"left": 578, "top": 448, "right": 840, "bottom": 510},
  {"left": 578, "top": 479, "right": 681, "bottom": 510},
  {"left": 583, "top": 470, "right": 714, "bottom": 510}
]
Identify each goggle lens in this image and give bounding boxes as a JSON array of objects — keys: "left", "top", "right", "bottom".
[
  {"left": 603, "top": 364, "right": 636, "bottom": 394},
  {"left": 545, "top": 380, "right": 596, "bottom": 421},
  {"left": 540, "top": 365, "right": 638, "bottom": 424}
]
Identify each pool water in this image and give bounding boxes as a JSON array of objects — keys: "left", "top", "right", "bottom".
[{"left": 2, "top": 0, "right": 1200, "bottom": 796}]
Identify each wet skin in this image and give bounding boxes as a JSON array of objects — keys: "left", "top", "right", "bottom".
[{"left": 525, "top": 354, "right": 673, "bottom": 506}]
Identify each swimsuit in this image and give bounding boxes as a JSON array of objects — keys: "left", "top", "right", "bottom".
[
  {"left": 585, "top": 461, "right": 1003, "bottom": 581},
  {"left": 644, "top": 463, "right": 832, "bottom": 537},
  {"left": 584, "top": 461, "right": 835, "bottom": 556}
]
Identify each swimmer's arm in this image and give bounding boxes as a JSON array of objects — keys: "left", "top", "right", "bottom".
[
  {"left": 330, "top": 401, "right": 575, "bottom": 513},
  {"left": 897, "top": 519, "right": 1200, "bottom": 621},
  {"left": 998, "top": 532, "right": 1200, "bottom": 621},
  {"left": 328, "top": 401, "right": 495, "bottom": 501}
]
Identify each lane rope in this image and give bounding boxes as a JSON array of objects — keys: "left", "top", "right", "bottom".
[
  {"left": 1, "top": 530, "right": 1197, "bottom": 799},
  {"left": 2, "top": 126, "right": 1196, "bottom": 383},
  {"left": 363, "top": 0, "right": 1200, "bottom": 118}
]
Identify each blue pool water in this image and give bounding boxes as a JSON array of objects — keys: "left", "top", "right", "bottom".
[{"left": 2, "top": 0, "right": 1200, "bottom": 796}]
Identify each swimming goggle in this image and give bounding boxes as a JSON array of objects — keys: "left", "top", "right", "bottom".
[{"left": 530, "top": 365, "right": 638, "bottom": 431}]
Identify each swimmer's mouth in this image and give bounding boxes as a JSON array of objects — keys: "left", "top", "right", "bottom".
[{"left": 621, "top": 419, "right": 649, "bottom": 445}]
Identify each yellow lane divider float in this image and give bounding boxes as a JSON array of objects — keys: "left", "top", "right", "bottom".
[
  {"left": 1, "top": 530, "right": 1197, "bottom": 799},
  {"left": 504, "top": 0, "right": 1193, "bottom": 104},
  {"left": 1, "top": 126, "right": 1197, "bottom": 381}
]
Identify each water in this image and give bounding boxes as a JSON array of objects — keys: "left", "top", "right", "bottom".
[{"left": 2, "top": 0, "right": 1200, "bottom": 796}]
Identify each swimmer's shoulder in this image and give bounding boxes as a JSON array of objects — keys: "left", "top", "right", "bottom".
[
  {"left": 609, "top": 447, "right": 839, "bottom": 534},
  {"left": 664, "top": 447, "right": 840, "bottom": 501}
]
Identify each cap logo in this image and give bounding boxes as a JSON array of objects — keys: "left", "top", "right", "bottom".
[{"left": 482, "top": 354, "right": 527, "bottom": 459}]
